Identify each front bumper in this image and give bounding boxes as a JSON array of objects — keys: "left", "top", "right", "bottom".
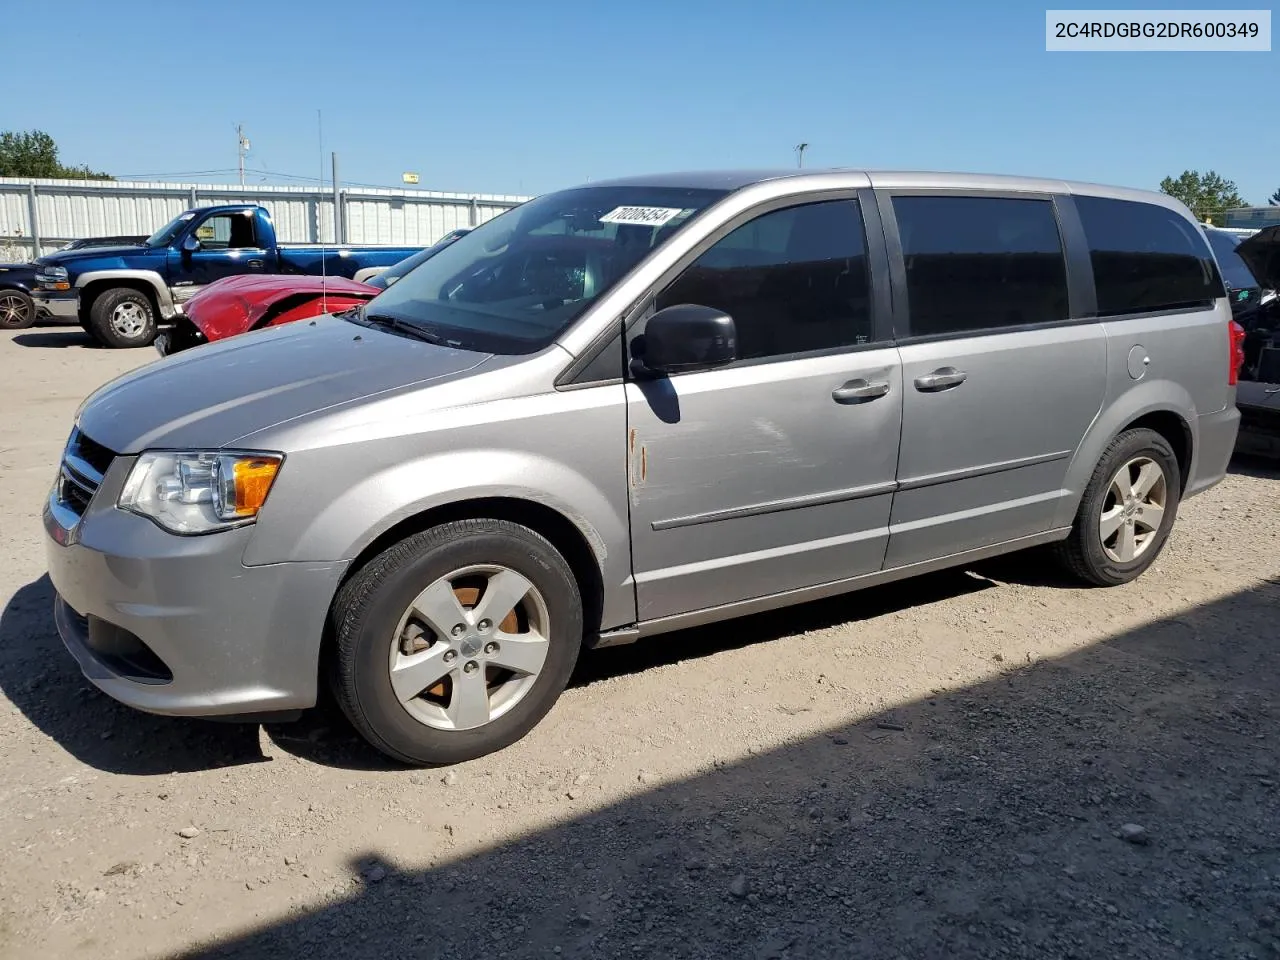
[
  {"left": 32, "top": 289, "right": 78, "bottom": 321},
  {"left": 43, "top": 455, "right": 345, "bottom": 718}
]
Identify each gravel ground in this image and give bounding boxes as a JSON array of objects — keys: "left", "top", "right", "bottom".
[{"left": 1, "top": 325, "right": 1278, "bottom": 960}]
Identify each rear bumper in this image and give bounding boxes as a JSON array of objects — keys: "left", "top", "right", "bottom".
[
  {"left": 1186, "top": 405, "right": 1241, "bottom": 498},
  {"left": 32, "top": 290, "right": 78, "bottom": 320}
]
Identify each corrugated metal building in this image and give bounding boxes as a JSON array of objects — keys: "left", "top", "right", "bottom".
[
  {"left": 1222, "top": 205, "right": 1280, "bottom": 231},
  {"left": 0, "top": 176, "right": 530, "bottom": 261}
]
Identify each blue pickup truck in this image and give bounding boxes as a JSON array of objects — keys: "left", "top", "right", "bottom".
[{"left": 32, "top": 204, "right": 422, "bottom": 348}]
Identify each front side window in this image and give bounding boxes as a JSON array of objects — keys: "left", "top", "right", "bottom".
[
  {"left": 655, "top": 200, "right": 874, "bottom": 360},
  {"left": 1075, "top": 196, "right": 1224, "bottom": 315},
  {"left": 194, "top": 213, "right": 258, "bottom": 250},
  {"left": 893, "top": 195, "right": 1069, "bottom": 337},
  {"left": 361, "top": 186, "right": 728, "bottom": 354}
]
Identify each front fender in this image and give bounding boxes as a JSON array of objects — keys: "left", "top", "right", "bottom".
[
  {"left": 77, "top": 269, "right": 176, "bottom": 317},
  {"left": 242, "top": 447, "right": 633, "bottom": 628},
  {"left": 1051, "top": 376, "right": 1198, "bottom": 529}
]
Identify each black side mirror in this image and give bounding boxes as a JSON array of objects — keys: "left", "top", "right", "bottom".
[
  {"left": 633, "top": 304, "right": 737, "bottom": 376},
  {"left": 181, "top": 234, "right": 200, "bottom": 253}
]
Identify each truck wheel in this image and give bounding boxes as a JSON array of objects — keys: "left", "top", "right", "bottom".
[
  {"left": 89, "top": 288, "right": 157, "bottom": 348},
  {"left": 0, "top": 289, "right": 35, "bottom": 329},
  {"left": 1056, "top": 428, "right": 1181, "bottom": 586},
  {"left": 330, "top": 518, "right": 583, "bottom": 766}
]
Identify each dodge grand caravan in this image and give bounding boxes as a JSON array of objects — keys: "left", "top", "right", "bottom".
[{"left": 44, "top": 169, "right": 1242, "bottom": 765}]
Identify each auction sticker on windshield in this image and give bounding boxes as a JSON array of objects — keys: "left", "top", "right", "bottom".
[{"left": 599, "top": 206, "right": 686, "bottom": 227}]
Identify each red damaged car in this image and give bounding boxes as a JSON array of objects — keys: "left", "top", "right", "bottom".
[{"left": 154, "top": 228, "right": 471, "bottom": 357}]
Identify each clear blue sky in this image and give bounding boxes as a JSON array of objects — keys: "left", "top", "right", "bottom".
[{"left": 12, "top": 0, "right": 1278, "bottom": 202}]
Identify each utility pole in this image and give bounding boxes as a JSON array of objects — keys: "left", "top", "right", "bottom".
[
  {"left": 794, "top": 142, "right": 809, "bottom": 168},
  {"left": 331, "top": 151, "right": 342, "bottom": 244},
  {"left": 237, "top": 124, "right": 250, "bottom": 187}
]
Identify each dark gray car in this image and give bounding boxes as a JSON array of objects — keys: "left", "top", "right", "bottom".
[{"left": 43, "top": 169, "right": 1241, "bottom": 765}]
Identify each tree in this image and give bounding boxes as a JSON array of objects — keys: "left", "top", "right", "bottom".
[
  {"left": 0, "top": 129, "right": 112, "bottom": 180},
  {"left": 1158, "top": 170, "right": 1246, "bottom": 224},
  {"left": 1269, "top": 187, "right": 1280, "bottom": 206}
]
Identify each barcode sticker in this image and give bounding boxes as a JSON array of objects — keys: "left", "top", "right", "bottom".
[{"left": 599, "top": 206, "right": 685, "bottom": 227}]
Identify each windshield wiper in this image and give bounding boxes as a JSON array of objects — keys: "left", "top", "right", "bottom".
[{"left": 355, "top": 312, "right": 459, "bottom": 347}]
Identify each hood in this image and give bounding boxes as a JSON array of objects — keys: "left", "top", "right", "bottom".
[
  {"left": 1235, "top": 225, "right": 1280, "bottom": 292},
  {"left": 37, "top": 245, "right": 162, "bottom": 268},
  {"left": 185, "top": 275, "right": 377, "bottom": 342},
  {"left": 75, "top": 313, "right": 492, "bottom": 453}
]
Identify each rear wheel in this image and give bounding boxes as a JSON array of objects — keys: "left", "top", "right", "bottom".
[
  {"left": 88, "top": 287, "right": 157, "bottom": 348},
  {"left": 330, "top": 519, "right": 583, "bottom": 765},
  {"left": 1056, "top": 428, "right": 1181, "bottom": 586},
  {"left": 0, "top": 289, "right": 35, "bottom": 329}
]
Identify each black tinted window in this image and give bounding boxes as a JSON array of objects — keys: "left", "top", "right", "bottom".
[
  {"left": 1075, "top": 196, "right": 1224, "bottom": 315},
  {"left": 893, "top": 196, "right": 1068, "bottom": 337},
  {"left": 656, "top": 200, "right": 873, "bottom": 360},
  {"left": 1203, "top": 228, "right": 1259, "bottom": 290}
]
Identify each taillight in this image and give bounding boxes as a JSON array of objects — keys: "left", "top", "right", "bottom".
[{"left": 1228, "top": 320, "right": 1246, "bottom": 386}]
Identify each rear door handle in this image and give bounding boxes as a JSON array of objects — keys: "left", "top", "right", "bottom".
[
  {"left": 832, "top": 379, "right": 891, "bottom": 404},
  {"left": 247, "top": 259, "right": 264, "bottom": 270},
  {"left": 913, "top": 367, "right": 967, "bottom": 392}
]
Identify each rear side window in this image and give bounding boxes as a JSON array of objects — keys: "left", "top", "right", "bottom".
[
  {"left": 1075, "top": 196, "right": 1224, "bottom": 315},
  {"left": 656, "top": 200, "right": 873, "bottom": 359},
  {"left": 892, "top": 195, "right": 1069, "bottom": 337}
]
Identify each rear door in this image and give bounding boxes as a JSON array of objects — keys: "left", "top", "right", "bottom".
[
  {"left": 879, "top": 191, "right": 1106, "bottom": 568},
  {"left": 625, "top": 193, "right": 903, "bottom": 622}
]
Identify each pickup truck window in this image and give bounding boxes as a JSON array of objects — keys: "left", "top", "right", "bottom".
[
  {"left": 145, "top": 212, "right": 196, "bottom": 248},
  {"left": 195, "top": 213, "right": 259, "bottom": 250},
  {"left": 358, "top": 186, "right": 728, "bottom": 354}
]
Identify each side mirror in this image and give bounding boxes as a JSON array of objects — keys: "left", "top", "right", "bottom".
[
  {"left": 633, "top": 304, "right": 737, "bottom": 376},
  {"left": 181, "top": 234, "right": 200, "bottom": 253}
]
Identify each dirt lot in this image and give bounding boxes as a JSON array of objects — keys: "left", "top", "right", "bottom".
[{"left": 1, "top": 324, "right": 1278, "bottom": 960}]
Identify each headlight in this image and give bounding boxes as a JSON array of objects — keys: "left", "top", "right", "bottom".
[
  {"left": 36, "top": 265, "right": 70, "bottom": 290},
  {"left": 118, "top": 450, "right": 283, "bottom": 535}
]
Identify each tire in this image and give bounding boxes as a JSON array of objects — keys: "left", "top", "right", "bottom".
[
  {"left": 88, "top": 287, "right": 157, "bottom": 348},
  {"left": 0, "top": 288, "right": 35, "bottom": 329},
  {"left": 77, "top": 311, "right": 102, "bottom": 344},
  {"left": 1056, "top": 427, "right": 1181, "bottom": 587},
  {"left": 330, "top": 518, "right": 583, "bottom": 765}
]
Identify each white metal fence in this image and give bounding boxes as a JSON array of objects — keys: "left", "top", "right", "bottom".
[{"left": 0, "top": 176, "right": 530, "bottom": 262}]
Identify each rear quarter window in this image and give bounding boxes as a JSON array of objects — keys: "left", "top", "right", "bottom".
[{"left": 1075, "top": 196, "right": 1224, "bottom": 316}]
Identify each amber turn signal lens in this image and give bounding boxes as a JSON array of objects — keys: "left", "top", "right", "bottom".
[{"left": 230, "top": 457, "right": 281, "bottom": 516}]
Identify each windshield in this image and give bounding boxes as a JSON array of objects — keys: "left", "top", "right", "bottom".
[
  {"left": 145, "top": 212, "right": 197, "bottom": 248},
  {"left": 356, "top": 185, "right": 728, "bottom": 353},
  {"left": 366, "top": 228, "right": 472, "bottom": 290},
  {"left": 1205, "top": 228, "right": 1259, "bottom": 290}
]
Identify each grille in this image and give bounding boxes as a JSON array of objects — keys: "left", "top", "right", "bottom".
[{"left": 57, "top": 427, "right": 117, "bottom": 522}]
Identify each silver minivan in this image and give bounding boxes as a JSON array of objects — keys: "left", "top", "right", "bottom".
[{"left": 44, "top": 170, "right": 1242, "bottom": 764}]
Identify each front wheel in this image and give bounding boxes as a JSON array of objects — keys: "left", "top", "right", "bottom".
[
  {"left": 88, "top": 287, "right": 157, "bottom": 348},
  {"left": 330, "top": 519, "right": 583, "bottom": 765},
  {"left": 0, "top": 289, "right": 35, "bottom": 329},
  {"left": 1056, "top": 427, "right": 1181, "bottom": 586}
]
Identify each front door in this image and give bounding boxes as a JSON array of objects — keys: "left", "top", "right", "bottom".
[
  {"left": 169, "top": 210, "right": 267, "bottom": 303},
  {"left": 880, "top": 192, "right": 1106, "bottom": 568},
  {"left": 626, "top": 196, "right": 903, "bottom": 623}
]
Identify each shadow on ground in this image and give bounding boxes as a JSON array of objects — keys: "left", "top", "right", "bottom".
[
  {"left": 171, "top": 579, "right": 1280, "bottom": 960},
  {"left": 1, "top": 561, "right": 1004, "bottom": 774},
  {"left": 1229, "top": 451, "right": 1280, "bottom": 480},
  {"left": 13, "top": 329, "right": 99, "bottom": 349}
]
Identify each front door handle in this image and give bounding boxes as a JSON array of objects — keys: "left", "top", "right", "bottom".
[
  {"left": 913, "top": 367, "right": 967, "bottom": 392},
  {"left": 247, "top": 259, "right": 264, "bottom": 270},
  {"left": 832, "top": 379, "right": 891, "bottom": 404}
]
